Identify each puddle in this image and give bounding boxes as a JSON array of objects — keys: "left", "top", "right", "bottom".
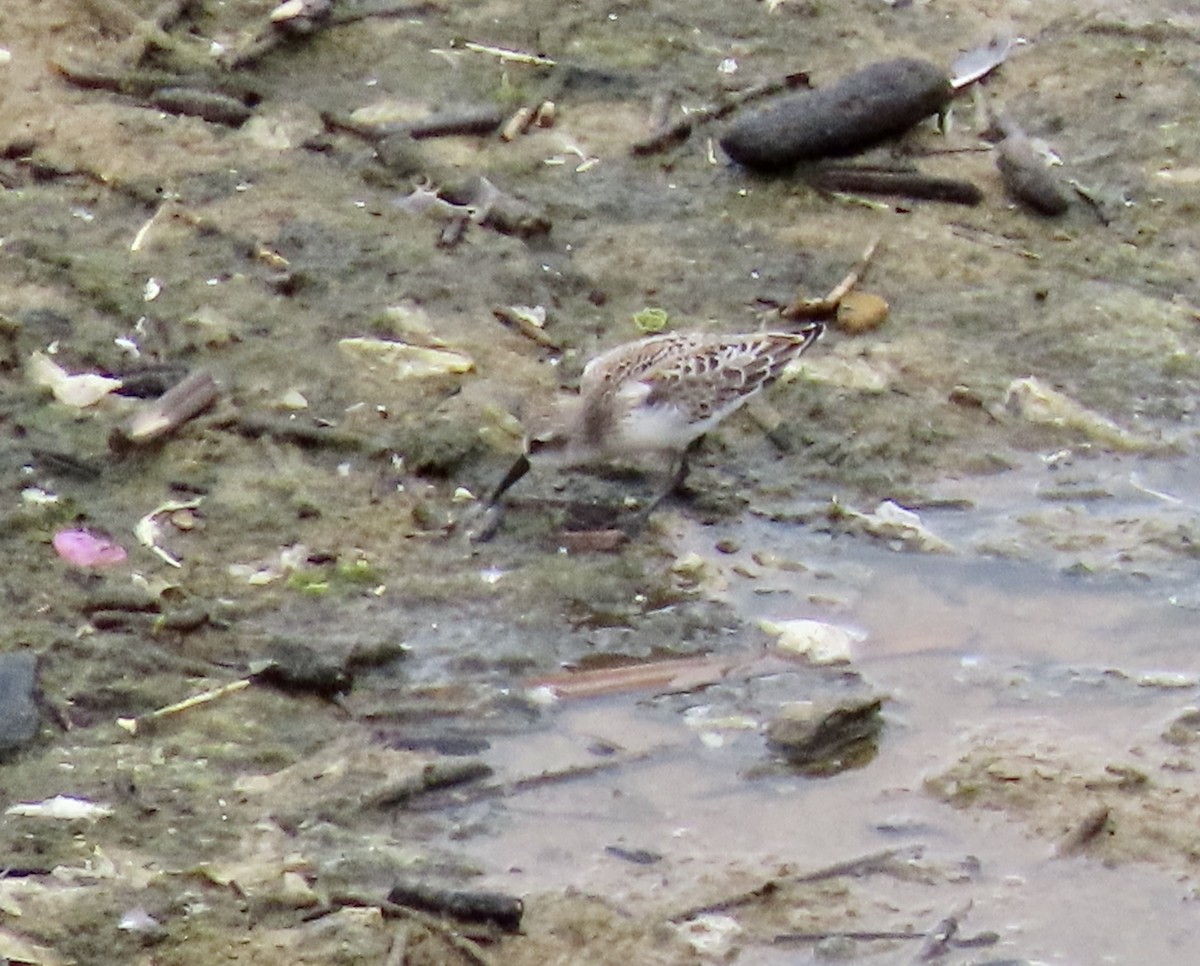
[{"left": 452, "top": 452, "right": 1200, "bottom": 964}]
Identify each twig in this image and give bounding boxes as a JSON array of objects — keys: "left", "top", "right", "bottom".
[
  {"left": 631, "top": 72, "right": 810, "bottom": 156},
  {"left": 527, "top": 652, "right": 784, "bottom": 700},
  {"left": 449, "top": 40, "right": 556, "bottom": 66},
  {"left": 388, "top": 882, "right": 523, "bottom": 933},
  {"left": 407, "top": 745, "right": 671, "bottom": 811},
  {"left": 323, "top": 895, "right": 495, "bottom": 966},
  {"left": 669, "top": 844, "right": 924, "bottom": 923},
  {"left": 113, "top": 370, "right": 220, "bottom": 448},
  {"left": 368, "top": 758, "right": 493, "bottom": 808},
  {"left": 780, "top": 236, "right": 880, "bottom": 321},
  {"left": 116, "top": 678, "right": 250, "bottom": 736},
  {"left": 914, "top": 900, "right": 972, "bottom": 962},
  {"left": 329, "top": 0, "right": 437, "bottom": 25},
  {"left": 773, "top": 924, "right": 998, "bottom": 952},
  {"left": 1055, "top": 804, "right": 1111, "bottom": 856},
  {"left": 382, "top": 902, "right": 496, "bottom": 966},
  {"left": 491, "top": 306, "right": 561, "bottom": 349},
  {"left": 50, "top": 59, "right": 258, "bottom": 100},
  {"left": 384, "top": 923, "right": 410, "bottom": 966},
  {"left": 809, "top": 168, "right": 983, "bottom": 206},
  {"left": 774, "top": 929, "right": 926, "bottom": 945}
]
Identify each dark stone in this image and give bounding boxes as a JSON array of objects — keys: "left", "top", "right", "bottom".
[
  {"left": 249, "top": 640, "right": 353, "bottom": 698},
  {"left": 720, "top": 58, "right": 952, "bottom": 170},
  {"left": 766, "top": 695, "right": 885, "bottom": 776},
  {"left": 387, "top": 880, "right": 524, "bottom": 932},
  {"left": 0, "top": 651, "right": 41, "bottom": 755}
]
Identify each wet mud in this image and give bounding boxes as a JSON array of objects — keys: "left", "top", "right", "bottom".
[{"left": 3, "top": 0, "right": 1200, "bottom": 963}]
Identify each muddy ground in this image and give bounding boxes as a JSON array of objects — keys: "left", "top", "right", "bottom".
[{"left": 3, "top": 0, "right": 1200, "bottom": 963}]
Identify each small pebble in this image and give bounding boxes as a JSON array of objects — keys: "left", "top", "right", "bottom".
[
  {"left": 0, "top": 651, "right": 40, "bottom": 754},
  {"left": 835, "top": 291, "right": 889, "bottom": 334}
]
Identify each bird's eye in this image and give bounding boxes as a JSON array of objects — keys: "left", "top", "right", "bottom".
[{"left": 527, "top": 436, "right": 550, "bottom": 455}]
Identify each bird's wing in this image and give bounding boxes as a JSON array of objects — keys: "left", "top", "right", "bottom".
[
  {"left": 579, "top": 333, "right": 700, "bottom": 397},
  {"left": 640, "top": 331, "right": 819, "bottom": 420}
]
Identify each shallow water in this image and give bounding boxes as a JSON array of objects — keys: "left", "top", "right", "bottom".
[{"left": 461, "top": 450, "right": 1200, "bottom": 963}]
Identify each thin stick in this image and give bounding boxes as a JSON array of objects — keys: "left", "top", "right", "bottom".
[
  {"left": 407, "top": 745, "right": 671, "bottom": 812},
  {"left": 914, "top": 900, "right": 972, "bottom": 961},
  {"left": 669, "top": 844, "right": 924, "bottom": 922},
  {"left": 780, "top": 236, "right": 880, "bottom": 321},
  {"left": 384, "top": 923, "right": 410, "bottom": 966},
  {"left": 632, "top": 72, "right": 810, "bottom": 156},
  {"left": 450, "top": 40, "right": 556, "bottom": 66},
  {"left": 116, "top": 678, "right": 250, "bottom": 735},
  {"left": 321, "top": 895, "right": 495, "bottom": 966},
  {"left": 774, "top": 929, "right": 926, "bottom": 945}
]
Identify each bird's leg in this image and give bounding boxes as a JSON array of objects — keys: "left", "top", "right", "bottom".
[{"left": 621, "top": 440, "right": 699, "bottom": 534}]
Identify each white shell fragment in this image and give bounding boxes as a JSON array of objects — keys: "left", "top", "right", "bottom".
[
  {"left": 951, "top": 34, "right": 1018, "bottom": 90},
  {"left": 270, "top": 0, "right": 329, "bottom": 22},
  {"left": 29, "top": 351, "right": 123, "bottom": 408},
  {"left": 6, "top": 795, "right": 114, "bottom": 821},
  {"left": 759, "top": 618, "right": 864, "bottom": 665},
  {"left": 676, "top": 914, "right": 743, "bottom": 957},
  {"left": 836, "top": 499, "right": 954, "bottom": 553},
  {"left": 338, "top": 337, "right": 474, "bottom": 380},
  {"left": 135, "top": 498, "right": 204, "bottom": 568},
  {"left": 270, "top": 0, "right": 306, "bottom": 21},
  {"left": 118, "top": 907, "right": 165, "bottom": 936}
]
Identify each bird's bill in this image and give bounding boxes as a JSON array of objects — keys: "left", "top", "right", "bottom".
[{"left": 485, "top": 452, "right": 532, "bottom": 506}]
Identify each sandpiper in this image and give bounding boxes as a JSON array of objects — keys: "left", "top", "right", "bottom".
[{"left": 475, "top": 320, "right": 825, "bottom": 536}]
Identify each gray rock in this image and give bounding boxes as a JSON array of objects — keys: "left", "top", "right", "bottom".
[{"left": 0, "top": 651, "right": 41, "bottom": 755}]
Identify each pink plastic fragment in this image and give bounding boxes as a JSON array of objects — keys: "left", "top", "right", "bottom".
[{"left": 53, "top": 528, "right": 128, "bottom": 567}]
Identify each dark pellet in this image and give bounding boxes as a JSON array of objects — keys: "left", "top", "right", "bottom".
[
  {"left": 151, "top": 87, "right": 252, "bottom": 127},
  {"left": 387, "top": 881, "right": 524, "bottom": 932},
  {"left": 996, "top": 135, "right": 1070, "bottom": 216}
]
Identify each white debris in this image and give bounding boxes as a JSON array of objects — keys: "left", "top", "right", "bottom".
[
  {"left": 835, "top": 499, "right": 955, "bottom": 553},
  {"left": 1003, "top": 377, "right": 1162, "bottom": 452},
  {"left": 338, "top": 337, "right": 474, "bottom": 380},
  {"left": 118, "top": 907, "right": 165, "bottom": 936},
  {"left": 759, "top": 618, "right": 864, "bottom": 665},
  {"left": 29, "top": 352, "right": 123, "bottom": 408},
  {"left": 951, "top": 34, "right": 1019, "bottom": 90},
  {"left": 6, "top": 795, "right": 113, "bottom": 821},
  {"left": 135, "top": 498, "right": 204, "bottom": 568},
  {"left": 676, "top": 914, "right": 743, "bottom": 957},
  {"left": 21, "top": 487, "right": 60, "bottom": 506}
]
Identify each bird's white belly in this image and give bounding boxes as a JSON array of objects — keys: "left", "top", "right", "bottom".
[{"left": 616, "top": 402, "right": 727, "bottom": 453}]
